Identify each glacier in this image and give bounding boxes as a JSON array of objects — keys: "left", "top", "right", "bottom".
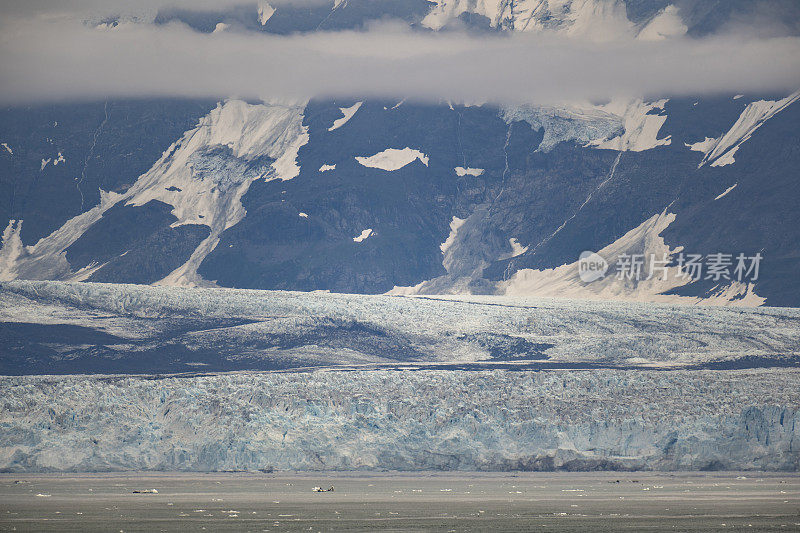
[
  {"left": 0, "top": 281, "right": 799, "bottom": 472},
  {"left": 1, "top": 369, "right": 797, "bottom": 472},
  {"left": 3, "top": 280, "right": 799, "bottom": 374}
]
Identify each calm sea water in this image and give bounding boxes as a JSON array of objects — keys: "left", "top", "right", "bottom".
[{"left": 1, "top": 472, "right": 798, "bottom": 532}]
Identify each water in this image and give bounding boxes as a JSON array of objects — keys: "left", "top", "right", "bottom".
[{"left": 1, "top": 472, "right": 798, "bottom": 531}]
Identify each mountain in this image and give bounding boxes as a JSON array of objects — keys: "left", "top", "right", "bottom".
[{"left": 1, "top": 0, "right": 800, "bottom": 306}]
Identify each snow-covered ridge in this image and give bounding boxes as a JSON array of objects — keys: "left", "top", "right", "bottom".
[
  {"left": 1, "top": 369, "right": 797, "bottom": 472},
  {"left": 422, "top": 0, "right": 634, "bottom": 40}
]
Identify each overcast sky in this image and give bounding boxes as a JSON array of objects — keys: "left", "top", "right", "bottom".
[{"left": 1, "top": 1, "right": 799, "bottom": 105}]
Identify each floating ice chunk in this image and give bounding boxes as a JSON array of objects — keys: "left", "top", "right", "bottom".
[
  {"left": 1, "top": 143, "right": 12, "bottom": 154},
  {"left": 355, "top": 148, "right": 429, "bottom": 171},
  {"left": 353, "top": 229, "right": 373, "bottom": 242},
  {"left": 299, "top": 212, "right": 309, "bottom": 218},
  {"left": 41, "top": 158, "right": 51, "bottom": 171},
  {"left": 328, "top": 102, "right": 362, "bottom": 131},
  {"left": 53, "top": 152, "right": 65, "bottom": 165},
  {"left": 319, "top": 164, "right": 336, "bottom": 172},
  {"left": 454, "top": 166, "right": 484, "bottom": 177},
  {"left": 212, "top": 22, "right": 229, "bottom": 33}
]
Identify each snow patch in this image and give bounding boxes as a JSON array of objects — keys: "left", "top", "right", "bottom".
[
  {"left": 637, "top": 5, "right": 687, "bottom": 41},
  {"left": 355, "top": 148, "right": 429, "bottom": 171},
  {"left": 0, "top": 189, "right": 123, "bottom": 282},
  {"left": 440, "top": 216, "right": 465, "bottom": 255},
  {"left": 353, "top": 229, "right": 373, "bottom": 243},
  {"left": 714, "top": 184, "right": 738, "bottom": 201},
  {"left": 271, "top": 128, "right": 309, "bottom": 181},
  {"left": 0, "top": 100, "right": 308, "bottom": 287},
  {"left": 257, "top": 1, "right": 275, "bottom": 25},
  {"left": 699, "top": 91, "right": 800, "bottom": 167},
  {"left": 212, "top": 22, "right": 229, "bottom": 33},
  {"left": 590, "top": 99, "right": 671, "bottom": 152},
  {"left": 0, "top": 220, "right": 25, "bottom": 281},
  {"left": 685, "top": 137, "right": 716, "bottom": 154},
  {"left": 702, "top": 281, "right": 766, "bottom": 307},
  {"left": 500, "top": 211, "right": 763, "bottom": 307},
  {"left": 710, "top": 147, "right": 738, "bottom": 167},
  {"left": 508, "top": 238, "right": 528, "bottom": 257},
  {"left": 454, "top": 167, "right": 484, "bottom": 177},
  {"left": 328, "top": 102, "right": 362, "bottom": 131}
]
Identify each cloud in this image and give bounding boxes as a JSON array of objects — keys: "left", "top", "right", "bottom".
[
  {"left": 0, "top": 0, "right": 324, "bottom": 19},
  {"left": 1, "top": 13, "right": 799, "bottom": 105}
]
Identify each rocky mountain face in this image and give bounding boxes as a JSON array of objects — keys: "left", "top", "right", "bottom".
[{"left": 1, "top": 0, "right": 799, "bottom": 306}]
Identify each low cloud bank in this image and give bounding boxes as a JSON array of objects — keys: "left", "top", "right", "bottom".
[{"left": 1, "top": 16, "right": 799, "bottom": 105}]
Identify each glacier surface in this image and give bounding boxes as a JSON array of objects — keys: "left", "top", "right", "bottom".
[{"left": 2, "top": 280, "right": 800, "bottom": 374}]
